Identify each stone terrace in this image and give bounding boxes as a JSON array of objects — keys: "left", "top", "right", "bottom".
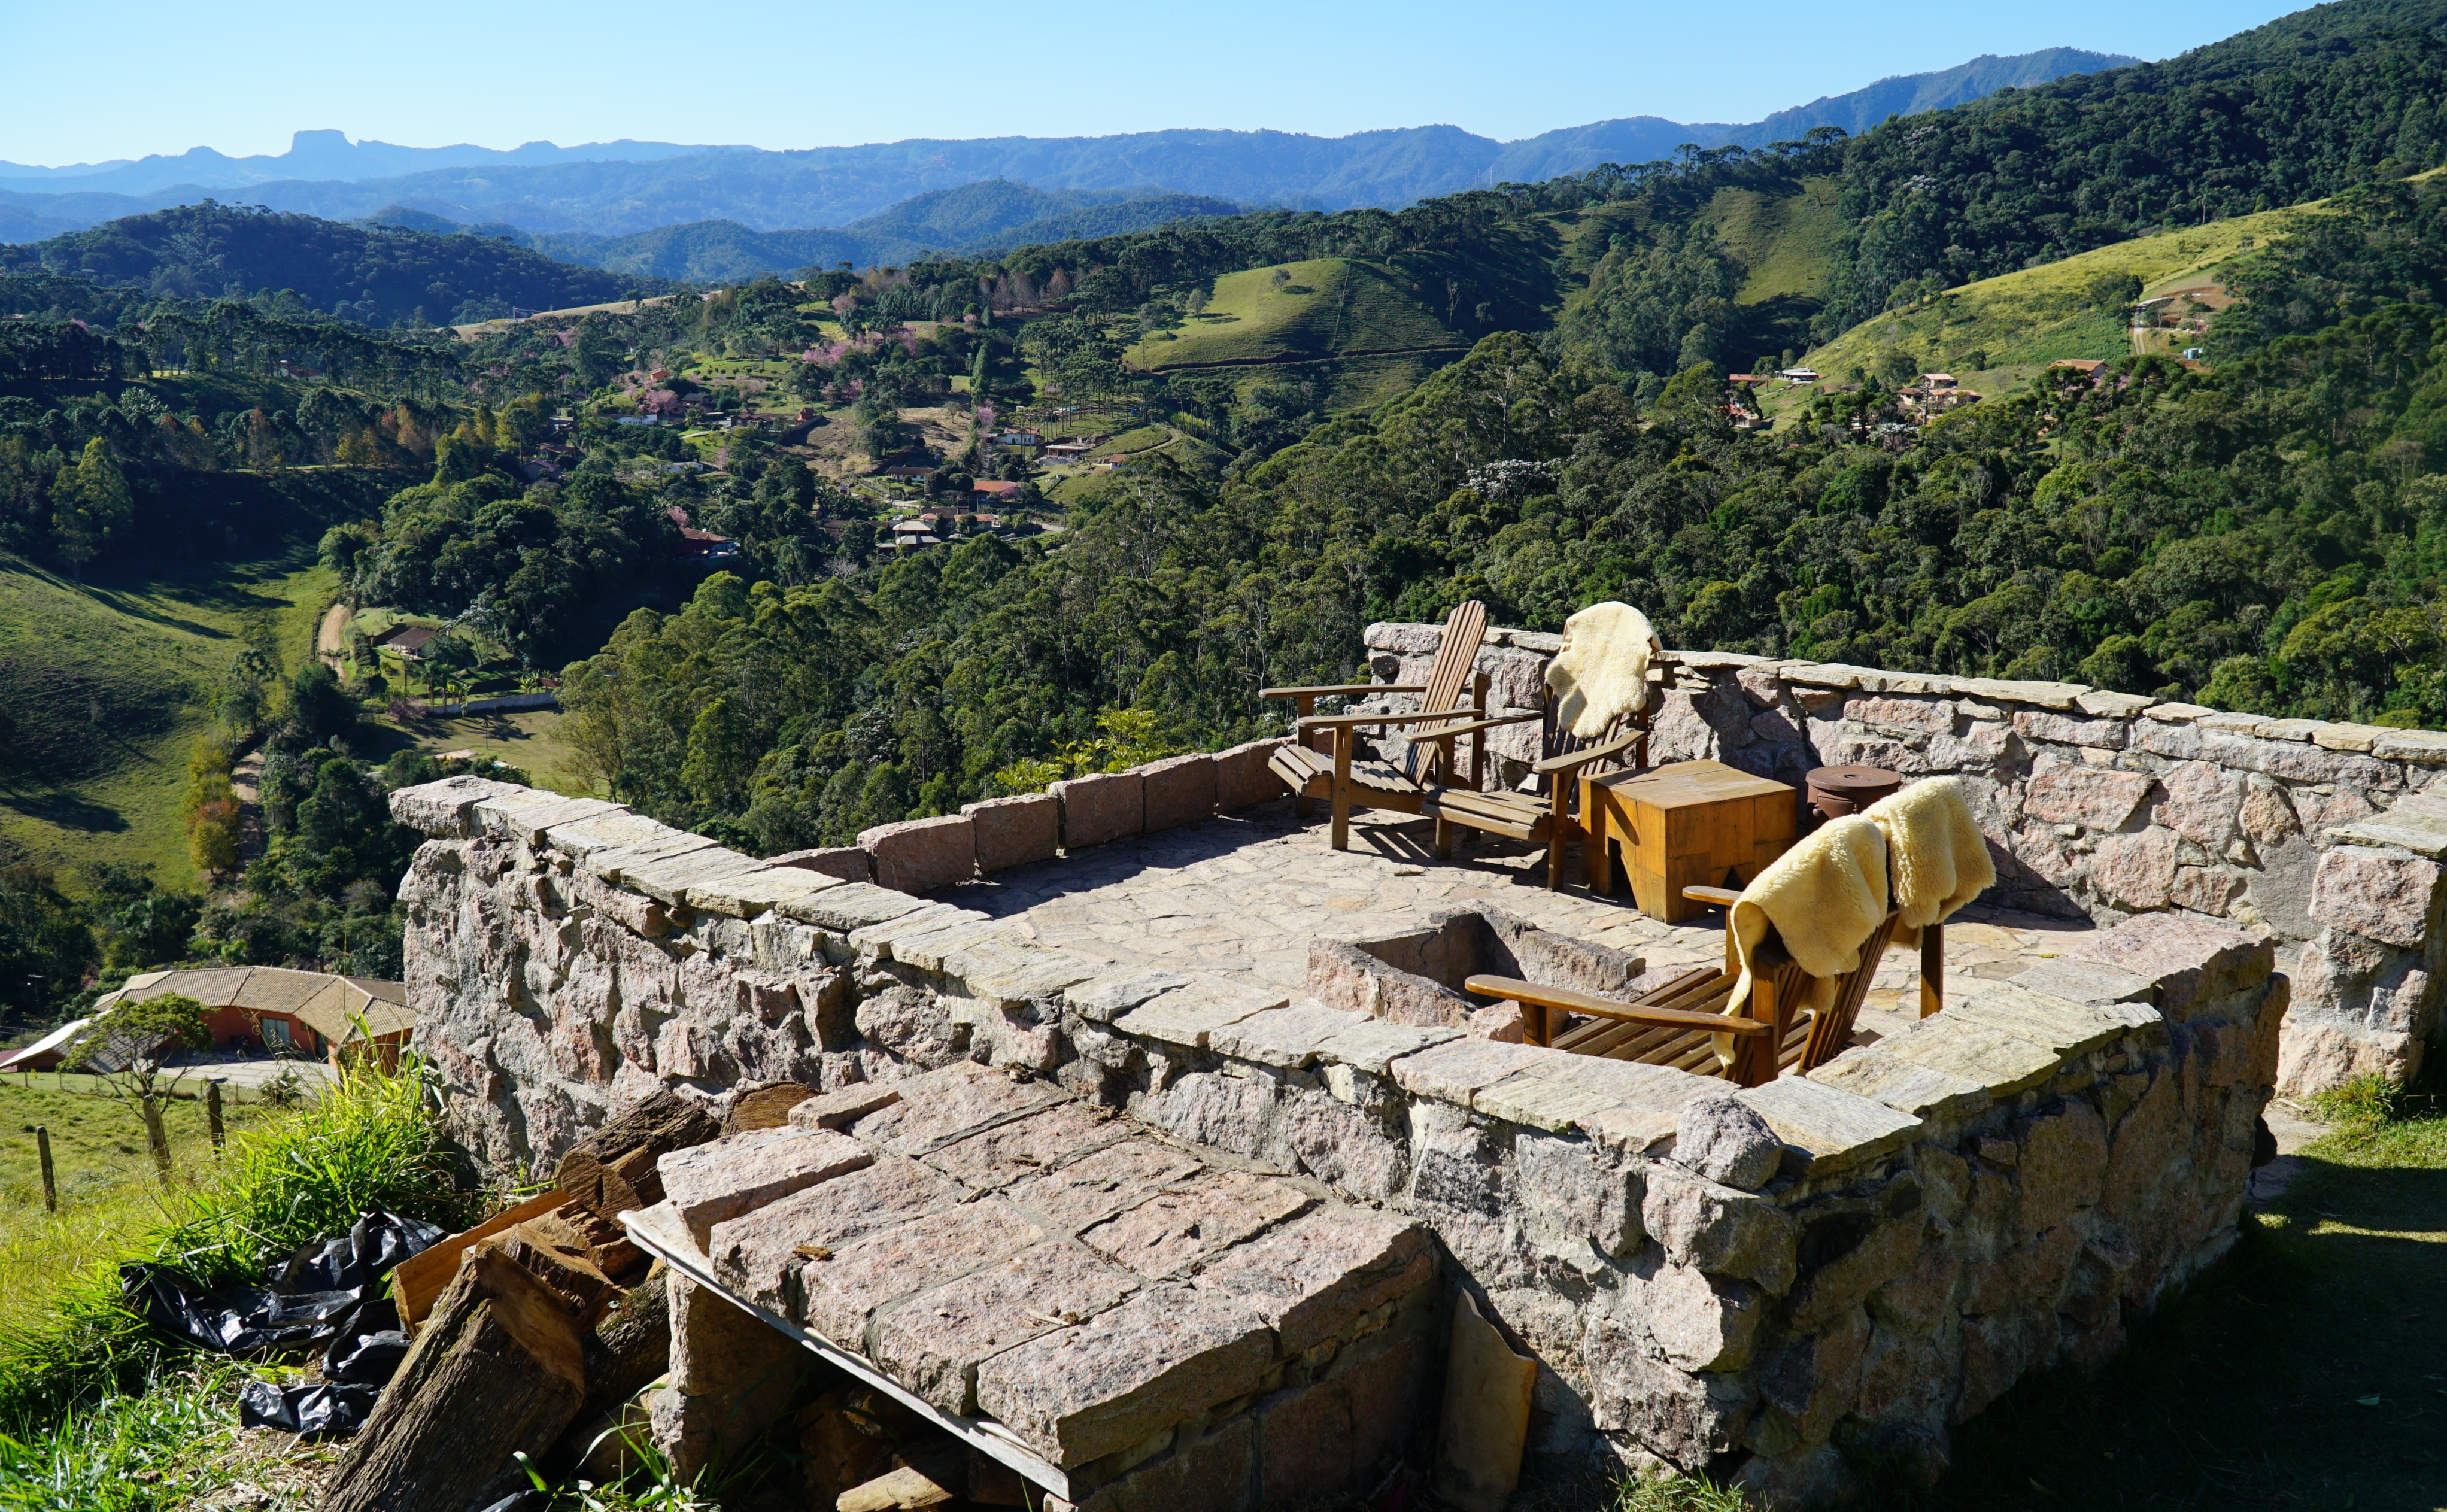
[{"left": 946, "top": 803, "right": 2102, "bottom": 1050}]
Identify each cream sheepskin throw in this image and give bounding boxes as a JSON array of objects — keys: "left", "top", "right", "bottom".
[
  {"left": 1716, "top": 815, "right": 1891, "bottom": 1064},
  {"left": 1863, "top": 776, "right": 1996, "bottom": 928},
  {"left": 1545, "top": 602, "right": 1659, "bottom": 739}
]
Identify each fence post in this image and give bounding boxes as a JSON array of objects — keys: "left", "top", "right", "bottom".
[
  {"left": 206, "top": 1081, "right": 226, "bottom": 1152},
  {"left": 25, "top": 1125, "right": 54, "bottom": 1213}
]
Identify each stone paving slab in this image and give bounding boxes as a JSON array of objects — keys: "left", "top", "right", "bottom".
[
  {"left": 1003, "top": 1138, "right": 1209, "bottom": 1234},
  {"left": 1189, "top": 1209, "right": 1434, "bottom": 1354},
  {"left": 1734, "top": 1076, "right": 1923, "bottom": 1179},
  {"left": 799, "top": 1198, "right": 1048, "bottom": 1347},
  {"left": 843, "top": 1059, "right": 1070, "bottom": 1156},
  {"left": 708, "top": 1153, "right": 966, "bottom": 1314},
  {"left": 1079, "top": 1169, "right": 1315, "bottom": 1280},
  {"left": 972, "top": 1285, "right": 1276, "bottom": 1466},
  {"left": 919, "top": 1101, "right": 1133, "bottom": 1192},
  {"left": 870, "top": 1240, "right": 1145, "bottom": 1414},
  {"left": 658, "top": 1126, "right": 872, "bottom": 1248}
]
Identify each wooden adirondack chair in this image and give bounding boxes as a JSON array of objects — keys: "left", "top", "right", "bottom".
[
  {"left": 1419, "top": 655, "right": 1678, "bottom": 889},
  {"left": 1462, "top": 884, "right": 1947, "bottom": 1088},
  {"left": 1264, "top": 601, "right": 1543, "bottom": 851}
]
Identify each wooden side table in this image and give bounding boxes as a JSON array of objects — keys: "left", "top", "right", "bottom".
[{"left": 1581, "top": 760, "right": 1799, "bottom": 922}]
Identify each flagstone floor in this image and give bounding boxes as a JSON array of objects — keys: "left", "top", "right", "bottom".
[{"left": 940, "top": 800, "right": 2099, "bottom": 1045}]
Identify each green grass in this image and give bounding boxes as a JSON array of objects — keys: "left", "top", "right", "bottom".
[
  {"left": 0, "top": 1082, "right": 278, "bottom": 1218},
  {"left": 1805, "top": 200, "right": 2324, "bottom": 381},
  {"left": 1697, "top": 177, "right": 1847, "bottom": 306},
  {"left": 0, "top": 1059, "right": 475, "bottom": 1425},
  {"left": 0, "top": 555, "right": 336, "bottom": 888},
  {"left": 366, "top": 708, "right": 602, "bottom": 798},
  {"left": 1127, "top": 258, "right": 1463, "bottom": 371}
]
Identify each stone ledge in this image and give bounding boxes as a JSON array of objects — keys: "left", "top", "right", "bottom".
[
  {"left": 1732, "top": 1076, "right": 1923, "bottom": 1180},
  {"left": 389, "top": 774, "right": 530, "bottom": 837},
  {"left": 1114, "top": 978, "right": 1291, "bottom": 1049}
]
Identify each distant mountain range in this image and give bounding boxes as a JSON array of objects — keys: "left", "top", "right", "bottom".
[
  {"left": 0, "top": 48, "right": 2136, "bottom": 245},
  {"left": 376, "top": 182, "right": 1255, "bottom": 283}
]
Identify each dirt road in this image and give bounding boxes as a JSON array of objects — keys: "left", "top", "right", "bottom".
[{"left": 315, "top": 602, "right": 349, "bottom": 665}]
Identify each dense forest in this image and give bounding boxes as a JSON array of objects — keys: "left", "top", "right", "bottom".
[{"left": 3, "top": 203, "right": 657, "bottom": 326}]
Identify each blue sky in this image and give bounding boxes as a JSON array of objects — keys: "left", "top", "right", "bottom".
[{"left": 4, "top": 0, "right": 2299, "bottom": 166}]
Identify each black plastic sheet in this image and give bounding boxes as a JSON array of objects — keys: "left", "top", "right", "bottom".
[
  {"left": 236, "top": 1378, "right": 384, "bottom": 1438},
  {"left": 123, "top": 1210, "right": 447, "bottom": 1437}
]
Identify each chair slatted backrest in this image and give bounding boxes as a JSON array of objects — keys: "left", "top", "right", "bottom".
[
  {"left": 1396, "top": 600, "right": 1490, "bottom": 785},
  {"left": 1798, "top": 912, "right": 1903, "bottom": 1073}
]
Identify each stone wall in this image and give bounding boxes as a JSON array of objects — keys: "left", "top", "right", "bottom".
[
  {"left": 390, "top": 775, "right": 2288, "bottom": 1507},
  {"left": 1360, "top": 620, "right": 2447, "bottom": 1091}
]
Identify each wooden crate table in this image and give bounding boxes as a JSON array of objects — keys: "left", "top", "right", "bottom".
[{"left": 1580, "top": 760, "right": 1799, "bottom": 922}]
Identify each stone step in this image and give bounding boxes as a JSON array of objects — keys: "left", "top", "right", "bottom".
[{"left": 642, "top": 1059, "right": 1438, "bottom": 1480}]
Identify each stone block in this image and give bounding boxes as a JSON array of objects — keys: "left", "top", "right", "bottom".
[
  {"left": 657, "top": 1126, "right": 873, "bottom": 1247},
  {"left": 1513, "top": 1134, "right": 1644, "bottom": 1262},
  {"left": 1675, "top": 1092, "right": 1783, "bottom": 1191},
  {"left": 891, "top": 916, "right": 1024, "bottom": 973},
  {"left": 2005, "top": 955, "right": 2152, "bottom": 1006},
  {"left": 844, "top": 903, "right": 983, "bottom": 958},
  {"left": 683, "top": 864, "right": 845, "bottom": 919},
  {"left": 547, "top": 809, "right": 693, "bottom": 859},
  {"left": 1633, "top": 1258, "right": 1769, "bottom": 1372},
  {"left": 963, "top": 793, "right": 1061, "bottom": 874},
  {"left": 858, "top": 814, "right": 977, "bottom": 895},
  {"left": 1139, "top": 754, "right": 1218, "bottom": 834},
  {"left": 657, "top": 1274, "right": 804, "bottom": 1480},
  {"left": 2063, "top": 911, "right": 2273, "bottom": 1020},
  {"left": 2276, "top": 1018, "right": 2425, "bottom": 1097},
  {"left": 1940, "top": 982, "right": 2164, "bottom": 1059},
  {"left": 1054, "top": 771, "right": 1144, "bottom": 851},
  {"left": 921, "top": 1101, "right": 1131, "bottom": 1192},
  {"left": 1209, "top": 1002, "right": 1374, "bottom": 1070},
  {"left": 623, "top": 846, "right": 767, "bottom": 906},
  {"left": 1874, "top": 1017, "right": 2064, "bottom": 1099},
  {"left": 798, "top": 1198, "right": 1047, "bottom": 1344},
  {"left": 1080, "top": 1169, "right": 1314, "bottom": 1279},
  {"left": 2014, "top": 710, "right": 2128, "bottom": 749},
  {"left": 2074, "top": 690, "right": 2155, "bottom": 718},
  {"left": 1642, "top": 1167, "right": 1799, "bottom": 1293},
  {"left": 1191, "top": 1208, "right": 1434, "bottom": 1353},
  {"left": 870, "top": 1240, "right": 1143, "bottom": 1413},
  {"left": 1214, "top": 738, "right": 1291, "bottom": 812},
  {"left": 1114, "top": 977, "right": 1288, "bottom": 1049},
  {"left": 2374, "top": 725, "right": 2447, "bottom": 763},
  {"left": 786, "top": 1083, "right": 902, "bottom": 1131},
  {"left": 1807, "top": 1046, "right": 1993, "bottom": 1121},
  {"left": 2327, "top": 815, "right": 2447, "bottom": 860},
  {"left": 1310, "top": 1017, "right": 1461, "bottom": 1076},
  {"left": 1067, "top": 969, "right": 1194, "bottom": 1024},
  {"left": 1386, "top": 1036, "right": 1552, "bottom": 1107},
  {"left": 2309, "top": 846, "right": 2445, "bottom": 947},
  {"left": 2091, "top": 826, "right": 2182, "bottom": 910},
  {"left": 842, "top": 1059, "right": 1069, "bottom": 1156},
  {"left": 1004, "top": 1138, "right": 1208, "bottom": 1233},
  {"left": 708, "top": 1155, "right": 964, "bottom": 1314},
  {"left": 1733, "top": 1077, "right": 1923, "bottom": 1180},
  {"left": 389, "top": 775, "right": 529, "bottom": 837},
  {"left": 2021, "top": 761, "right": 2152, "bottom": 829},
  {"left": 775, "top": 881, "right": 934, "bottom": 932},
  {"left": 973, "top": 1286, "right": 1275, "bottom": 1467},
  {"left": 585, "top": 833, "right": 721, "bottom": 886},
  {"left": 478, "top": 793, "right": 624, "bottom": 846},
  {"left": 1950, "top": 676, "right": 2089, "bottom": 711},
  {"left": 767, "top": 846, "right": 874, "bottom": 883},
  {"left": 1477, "top": 1053, "right": 1704, "bottom": 1135}
]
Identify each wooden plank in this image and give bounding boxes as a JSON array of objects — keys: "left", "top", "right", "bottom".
[
  {"left": 394, "top": 1188, "right": 573, "bottom": 1329},
  {"left": 1462, "top": 976, "right": 1771, "bottom": 1036}
]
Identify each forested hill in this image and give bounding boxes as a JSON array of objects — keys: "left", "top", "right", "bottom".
[{"left": 1, "top": 203, "right": 654, "bottom": 326}]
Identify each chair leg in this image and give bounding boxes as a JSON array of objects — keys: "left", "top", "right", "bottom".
[
  {"left": 1581, "top": 778, "right": 1608, "bottom": 894},
  {"left": 1435, "top": 817, "right": 1453, "bottom": 860},
  {"left": 1331, "top": 729, "right": 1352, "bottom": 851},
  {"left": 1920, "top": 921, "right": 1944, "bottom": 1018}
]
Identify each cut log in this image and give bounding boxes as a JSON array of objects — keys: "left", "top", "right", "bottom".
[
  {"left": 321, "top": 1248, "right": 587, "bottom": 1512},
  {"left": 494, "top": 1216, "right": 619, "bottom": 1327},
  {"left": 556, "top": 1089, "right": 719, "bottom": 1218},
  {"left": 390, "top": 1188, "right": 572, "bottom": 1329},
  {"left": 548, "top": 1200, "right": 649, "bottom": 1284},
  {"left": 579, "top": 1271, "right": 670, "bottom": 1422},
  {"left": 724, "top": 1079, "right": 818, "bottom": 1135}
]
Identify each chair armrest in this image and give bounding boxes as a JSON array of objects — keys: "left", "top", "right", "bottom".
[
  {"left": 1461, "top": 974, "right": 1772, "bottom": 1037},
  {"left": 1261, "top": 684, "right": 1421, "bottom": 698},
  {"left": 1681, "top": 886, "right": 1742, "bottom": 906},
  {"left": 1531, "top": 725, "right": 1646, "bottom": 775},
  {"left": 1411, "top": 711, "right": 1543, "bottom": 740},
  {"left": 1298, "top": 708, "right": 1481, "bottom": 732}
]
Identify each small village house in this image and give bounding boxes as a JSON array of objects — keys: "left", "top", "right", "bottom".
[{"left": 84, "top": 967, "right": 414, "bottom": 1064}]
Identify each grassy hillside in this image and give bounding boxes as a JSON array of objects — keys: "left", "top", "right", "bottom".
[
  {"left": 1127, "top": 257, "right": 1465, "bottom": 370},
  {"left": 1802, "top": 199, "right": 2324, "bottom": 379},
  {"left": 0, "top": 553, "right": 336, "bottom": 888},
  {"left": 1698, "top": 178, "right": 1847, "bottom": 306}
]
